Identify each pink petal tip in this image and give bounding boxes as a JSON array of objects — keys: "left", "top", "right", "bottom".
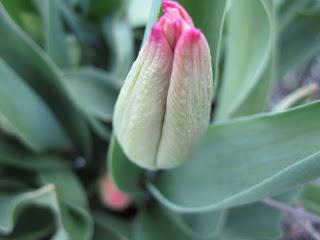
[
  {"left": 186, "top": 28, "right": 202, "bottom": 42},
  {"left": 162, "top": 0, "right": 194, "bottom": 27}
]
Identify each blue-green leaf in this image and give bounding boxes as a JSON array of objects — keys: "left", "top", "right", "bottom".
[
  {"left": 148, "top": 100, "right": 320, "bottom": 212},
  {"left": 216, "top": 0, "right": 275, "bottom": 120},
  {"left": 0, "top": 58, "right": 71, "bottom": 152},
  {"left": 0, "top": 3, "right": 92, "bottom": 156}
]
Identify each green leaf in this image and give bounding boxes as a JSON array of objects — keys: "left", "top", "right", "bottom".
[
  {"left": 56, "top": 0, "right": 106, "bottom": 66},
  {"left": 134, "top": 204, "right": 198, "bottom": 240},
  {"left": 148, "top": 100, "right": 320, "bottom": 212},
  {"left": 108, "top": 135, "right": 145, "bottom": 194},
  {"left": 39, "top": 168, "right": 88, "bottom": 209},
  {"left": 93, "top": 225, "right": 128, "bottom": 240},
  {"left": 66, "top": 0, "right": 89, "bottom": 13},
  {"left": 299, "top": 184, "right": 320, "bottom": 215},
  {"left": 0, "top": 0, "right": 33, "bottom": 26},
  {"left": 216, "top": 0, "right": 275, "bottom": 120},
  {"left": 93, "top": 211, "right": 132, "bottom": 240},
  {"left": 87, "top": 117, "right": 111, "bottom": 140},
  {"left": 128, "top": 0, "right": 153, "bottom": 28},
  {"left": 218, "top": 203, "right": 283, "bottom": 240},
  {"left": 0, "top": 177, "right": 29, "bottom": 191},
  {"left": 33, "top": 0, "right": 71, "bottom": 68},
  {"left": 0, "top": 3, "right": 92, "bottom": 157},
  {"left": 217, "top": 190, "right": 297, "bottom": 240},
  {"left": 58, "top": 202, "right": 93, "bottom": 240},
  {"left": 276, "top": 0, "right": 320, "bottom": 31},
  {"left": 141, "top": 0, "right": 162, "bottom": 46},
  {"left": 39, "top": 168, "right": 94, "bottom": 240},
  {"left": 0, "top": 58, "right": 71, "bottom": 152},
  {"left": 63, "top": 67, "right": 119, "bottom": 122},
  {"left": 102, "top": 17, "right": 134, "bottom": 80},
  {"left": 278, "top": 9, "right": 320, "bottom": 78},
  {"left": 88, "top": 0, "right": 125, "bottom": 19},
  {"left": 0, "top": 184, "right": 67, "bottom": 238},
  {"left": 19, "top": 12, "right": 43, "bottom": 45},
  {"left": 0, "top": 206, "right": 54, "bottom": 240},
  {"left": 1, "top": 171, "right": 92, "bottom": 239},
  {"left": 0, "top": 135, "right": 67, "bottom": 170},
  {"left": 174, "top": 210, "right": 226, "bottom": 239}
]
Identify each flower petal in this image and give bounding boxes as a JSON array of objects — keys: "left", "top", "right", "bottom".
[
  {"left": 113, "top": 26, "right": 173, "bottom": 169},
  {"left": 156, "top": 29, "right": 213, "bottom": 169}
]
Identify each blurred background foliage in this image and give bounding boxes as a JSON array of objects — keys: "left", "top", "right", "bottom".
[{"left": 1, "top": 0, "right": 320, "bottom": 239}]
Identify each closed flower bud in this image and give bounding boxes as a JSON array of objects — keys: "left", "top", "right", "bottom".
[{"left": 113, "top": 0, "right": 213, "bottom": 170}]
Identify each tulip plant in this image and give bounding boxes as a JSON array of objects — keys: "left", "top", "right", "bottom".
[{"left": 1, "top": 0, "right": 320, "bottom": 239}]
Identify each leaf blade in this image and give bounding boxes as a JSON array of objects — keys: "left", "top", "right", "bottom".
[{"left": 148, "top": 101, "right": 320, "bottom": 212}]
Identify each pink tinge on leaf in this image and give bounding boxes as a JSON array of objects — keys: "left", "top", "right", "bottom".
[{"left": 99, "top": 174, "right": 132, "bottom": 211}]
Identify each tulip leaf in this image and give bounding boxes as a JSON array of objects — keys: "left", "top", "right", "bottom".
[
  {"left": 56, "top": 0, "right": 106, "bottom": 66},
  {"left": 63, "top": 67, "right": 119, "bottom": 122},
  {"left": 0, "top": 206, "right": 54, "bottom": 240},
  {"left": 93, "top": 211, "right": 132, "bottom": 240},
  {"left": 19, "top": 12, "right": 43, "bottom": 45},
  {"left": 134, "top": 204, "right": 198, "bottom": 240},
  {"left": 175, "top": 210, "right": 226, "bottom": 239},
  {"left": 87, "top": 117, "right": 112, "bottom": 140},
  {"left": 102, "top": 17, "right": 134, "bottom": 80},
  {"left": 218, "top": 203, "right": 283, "bottom": 240},
  {"left": 0, "top": 177, "right": 29, "bottom": 191},
  {"left": 109, "top": 135, "right": 145, "bottom": 194},
  {"left": 0, "top": 168, "right": 92, "bottom": 240},
  {"left": 278, "top": 8, "right": 320, "bottom": 78},
  {"left": 0, "top": 0, "right": 34, "bottom": 26},
  {"left": 128, "top": 0, "right": 153, "bottom": 28},
  {"left": 0, "top": 135, "right": 66, "bottom": 170},
  {"left": 88, "top": 0, "right": 123, "bottom": 19},
  {"left": 142, "top": 0, "right": 162, "bottom": 46},
  {"left": 0, "top": 3, "right": 92, "bottom": 157},
  {"left": 299, "top": 184, "right": 320, "bottom": 215},
  {"left": 216, "top": 0, "right": 275, "bottom": 120},
  {"left": 0, "top": 58, "right": 71, "bottom": 152},
  {"left": 148, "top": 100, "right": 320, "bottom": 212},
  {"left": 39, "top": 168, "right": 94, "bottom": 240},
  {"left": 0, "top": 184, "right": 66, "bottom": 238},
  {"left": 217, "top": 190, "right": 298, "bottom": 240},
  {"left": 276, "top": 0, "right": 320, "bottom": 31},
  {"left": 32, "top": 0, "right": 71, "bottom": 68}
]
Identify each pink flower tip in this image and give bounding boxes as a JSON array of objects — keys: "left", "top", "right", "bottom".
[
  {"left": 162, "top": 0, "right": 194, "bottom": 26},
  {"left": 186, "top": 28, "right": 202, "bottom": 42},
  {"left": 150, "top": 25, "right": 164, "bottom": 42},
  {"left": 99, "top": 174, "right": 132, "bottom": 211}
]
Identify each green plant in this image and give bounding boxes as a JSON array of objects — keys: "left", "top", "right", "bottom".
[{"left": 1, "top": 0, "right": 320, "bottom": 239}]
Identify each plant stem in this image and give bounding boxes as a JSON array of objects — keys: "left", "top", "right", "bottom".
[
  {"left": 262, "top": 197, "right": 320, "bottom": 225},
  {"left": 298, "top": 219, "right": 320, "bottom": 240}
]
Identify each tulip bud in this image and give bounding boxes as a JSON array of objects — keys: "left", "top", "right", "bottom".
[{"left": 113, "top": 0, "right": 213, "bottom": 170}]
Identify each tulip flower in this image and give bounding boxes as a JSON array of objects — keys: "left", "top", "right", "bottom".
[{"left": 113, "top": 0, "right": 213, "bottom": 170}]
